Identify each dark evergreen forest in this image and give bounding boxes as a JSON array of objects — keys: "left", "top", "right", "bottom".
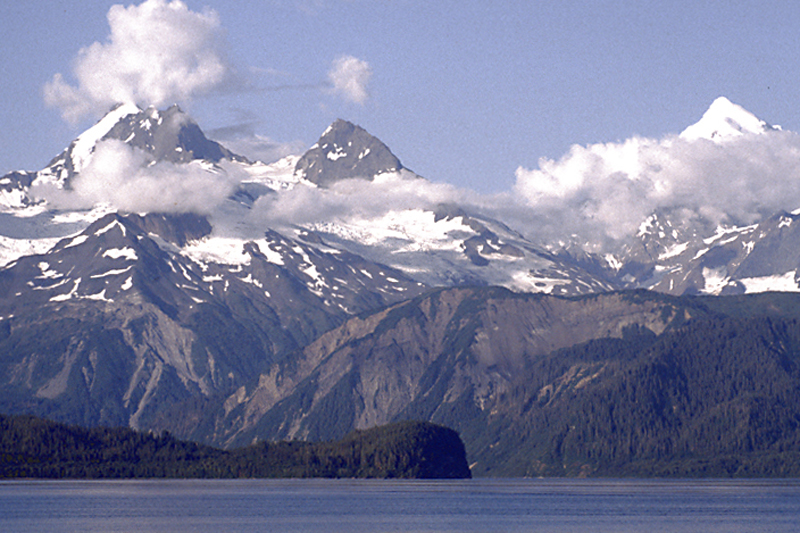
[
  {"left": 458, "top": 309, "right": 800, "bottom": 477},
  {"left": 0, "top": 415, "right": 470, "bottom": 479}
]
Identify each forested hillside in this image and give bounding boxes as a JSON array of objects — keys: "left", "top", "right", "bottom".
[
  {"left": 463, "top": 309, "right": 800, "bottom": 476},
  {"left": 222, "top": 288, "right": 800, "bottom": 477},
  {"left": 0, "top": 415, "right": 470, "bottom": 479}
]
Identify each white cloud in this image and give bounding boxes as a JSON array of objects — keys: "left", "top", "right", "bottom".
[
  {"left": 251, "top": 170, "right": 469, "bottom": 228},
  {"left": 44, "top": 0, "right": 230, "bottom": 123},
  {"left": 512, "top": 129, "right": 800, "bottom": 250},
  {"left": 327, "top": 55, "right": 371, "bottom": 105},
  {"left": 36, "top": 139, "right": 238, "bottom": 214}
]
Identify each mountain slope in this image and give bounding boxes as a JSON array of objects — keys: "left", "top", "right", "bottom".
[
  {"left": 481, "top": 305, "right": 800, "bottom": 476},
  {"left": 4, "top": 98, "right": 800, "bottom": 478},
  {"left": 219, "top": 288, "right": 693, "bottom": 446},
  {"left": 0, "top": 211, "right": 427, "bottom": 436},
  {"left": 217, "top": 288, "right": 800, "bottom": 476},
  {"left": 619, "top": 211, "right": 800, "bottom": 296}
]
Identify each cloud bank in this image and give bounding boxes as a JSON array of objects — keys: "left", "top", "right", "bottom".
[
  {"left": 250, "top": 170, "right": 471, "bottom": 228},
  {"left": 512, "top": 130, "right": 800, "bottom": 250},
  {"left": 35, "top": 139, "right": 238, "bottom": 214},
  {"left": 44, "top": 0, "right": 230, "bottom": 123},
  {"left": 328, "top": 55, "right": 372, "bottom": 105},
  {"left": 31, "top": 110, "right": 800, "bottom": 259}
]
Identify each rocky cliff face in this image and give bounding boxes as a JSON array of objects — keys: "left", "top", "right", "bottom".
[
  {"left": 218, "top": 288, "right": 693, "bottom": 447},
  {"left": 293, "top": 119, "right": 403, "bottom": 186}
]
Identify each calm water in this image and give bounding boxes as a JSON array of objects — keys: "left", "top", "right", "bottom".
[{"left": 1, "top": 478, "right": 799, "bottom": 532}]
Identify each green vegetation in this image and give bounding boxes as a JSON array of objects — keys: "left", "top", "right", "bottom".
[
  {"left": 0, "top": 416, "right": 470, "bottom": 479},
  {"left": 469, "top": 313, "right": 800, "bottom": 477}
]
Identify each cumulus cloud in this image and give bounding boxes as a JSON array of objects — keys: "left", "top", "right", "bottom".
[
  {"left": 512, "top": 130, "right": 800, "bottom": 250},
  {"left": 327, "top": 55, "right": 371, "bottom": 105},
  {"left": 35, "top": 139, "right": 238, "bottom": 214},
  {"left": 44, "top": 0, "right": 230, "bottom": 123}
]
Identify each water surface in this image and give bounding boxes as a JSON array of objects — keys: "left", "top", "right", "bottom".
[{"left": 2, "top": 478, "right": 799, "bottom": 532}]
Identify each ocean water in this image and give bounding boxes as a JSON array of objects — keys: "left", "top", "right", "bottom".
[{"left": 1, "top": 478, "right": 799, "bottom": 532}]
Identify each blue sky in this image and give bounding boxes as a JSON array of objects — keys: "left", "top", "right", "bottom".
[{"left": 3, "top": 0, "right": 800, "bottom": 194}]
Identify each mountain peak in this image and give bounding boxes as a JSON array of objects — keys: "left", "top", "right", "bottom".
[
  {"left": 52, "top": 102, "right": 143, "bottom": 179},
  {"left": 294, "top": 119, "right": 403, "bottom": 187},
  {"left": 102, "top": 104, "right": 244, "bottom": 165},
  {"left": 680, "top": 96, "right": 776, "bottom": 142},
  {"left": 31, "top": 104, "right": 245, "bottom": 191}
]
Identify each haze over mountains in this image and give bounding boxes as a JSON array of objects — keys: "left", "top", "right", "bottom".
[{"left": 4, "top": 96, "right": 800, "bottom": 475}]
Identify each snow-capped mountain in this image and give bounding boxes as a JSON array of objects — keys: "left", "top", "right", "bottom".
[
  {"left": 33, "top": 103, "right": 244, "bottom": 191},
  {"left": 0, "top": 209, "right": 427, "bottom": 430},
  {"left": 1, "top": 107, "right": 621, "bottom": 297},
  {"left": 4, "top": 95, "right": 800, "bottom": 454},
  {"left": 4, "top": 97, "right": 800, "bottom": 302},
  {"left": 267, "top": 120, "right": 619, "bottom": 295},
  {"left": 679, "top": 96, "right": 778, "bottom": 142},
  {"left": 596, "top": 96, "right": 800, "bottom": 296}
]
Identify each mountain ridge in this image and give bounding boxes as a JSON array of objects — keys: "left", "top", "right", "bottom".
[
  {"left": 4, "top": 97, "right": 797, "bottom": 300},
  {"left": 3, "top": 98, "right": 800, "bottom": 476}
]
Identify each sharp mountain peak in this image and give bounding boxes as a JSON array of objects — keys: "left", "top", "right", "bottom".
[
  {"left": 680, "top": 96, "right": 777, "bottom": 142},
  {"left": 293, "top": 118, "right": 404, "bottom": 187}
]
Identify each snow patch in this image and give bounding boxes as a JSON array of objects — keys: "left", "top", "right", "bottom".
[
  {"left": 327, "top": 147, "right": 347, "bottom": 160},
  {"left": 37, "top": 262, "right": 62, "bottom": 279},
  {"left": 182, "top": 237, "right": 250, "bottom": 266},
  {"left": 739, "top": 271, "right": 799, "bottom": 293},
  {"left": 103, "top": 248, "right": 138, "bottom": 261},
  {"left": 702, "top": 266, "right": 729, "bottom": 295},
  {"left": 0, "top": 236, "right": 61, "bottom": 267},
  {"left": 90, "top": 266, "right": 133, "bottom": 278},
  {"left": 95, "top": 219, "right": 126, "bottom": 237},
  {"left": 63, "top": 235, "right": 90, "bottom": 249},
  {"left": 512, "top": 272, "right": 563, "bottom": 294},
  {"left": 84, "top": 289, "right": 110, "bottom": 301},
  {"left": 254, "top": 240, "right": 284, "bottom": 265},
  {"left": 658, "top": 242, "right": 689, "bottom": 261},
  {"left": 239, "top": 273, "right": 263, "bottom": 288},
  {"left": 50, "top": 278, "right": 81, "bottom": 301},
  {"left": 70, "top": 103, "right": 141, "bottom": 173},
  {"left": 604, "top": 254, "right": 622, "bottom": 271}
]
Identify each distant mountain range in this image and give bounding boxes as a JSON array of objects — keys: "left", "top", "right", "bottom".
[{"left": 3, "top": 97, "right": 800, "bottom": 476}]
